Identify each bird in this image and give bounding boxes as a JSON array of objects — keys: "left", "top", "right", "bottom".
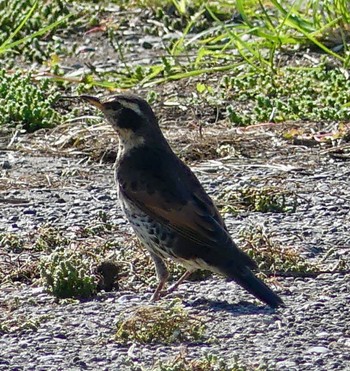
[{"left": 81, "top": 93, "right": 284, "bottom": 308}]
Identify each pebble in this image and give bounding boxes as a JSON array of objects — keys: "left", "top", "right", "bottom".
[
  {"left": 276, "top": 360, "right": 297, "bottom": 368},
  {"left": 2, "top": 160, "right": 11, "bottom": 169},
  {"left": 23, "top": 208, "right": 37, "bottom": 215},
  {"left": 306, "top": 346, "right": 330, "bottom": 354}
]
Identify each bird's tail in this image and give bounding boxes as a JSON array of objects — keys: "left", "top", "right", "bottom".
[{"left": 231, "top": 269, "right": 284, "bottom": 308}]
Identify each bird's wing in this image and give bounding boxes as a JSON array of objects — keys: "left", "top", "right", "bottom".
[{"left": 118, "top": 151, "right": 231, "bottom": 248}]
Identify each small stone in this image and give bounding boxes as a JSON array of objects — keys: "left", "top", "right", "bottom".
[
  {"left": 23, "top": 209, "right": 36, "bottom": 215},
  {"left": 307, "top": 346, "right": 329, "bottom": 353},
  {"left": 316, "top": 331, "right": 330, "bottom": 338},
  {"left": 142, "top": 41, "right": 153, "bottom": 49},
  {"left": 97, "top": 194, "right": 111, "bottom": 201},
  {"left": 276, "top": 360, "right": 297, "bottom": 368},
  {"left": 2, "top": 160, "right": 11, "bottom": 169},
  {"left": 54, "top": 333, "right": 67, "bottom": 339}
]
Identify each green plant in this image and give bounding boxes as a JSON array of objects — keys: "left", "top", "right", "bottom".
[
  {"left": 33, "top": 225, "right": 68, "bottom": 251},
  {"left": 79, "top": 211, "right": 114, "bottom": 237},
  {"left": 0, "top": 0, "right": 71, "bottom": 63},
  {"left": 240, "top": 225, "right": 316, "bottom": 273},
  {"left": 40, "top": 248, "right": 97, "bottom": 299},
  {"left": 115, "top": 300, "right": 205, "bottom": 344},
  {"left": 0, "top": 70, "right": 62, "bottom": 131},
  {"left": 218, "top": 186, "right": 298, "bottom": 214},
  {"left": 234, "top": 0, "right": 350, "bottom": 68},
  {"left": 0, "top": 314, "right": 51, "bottom": 334},
  {"left": 220, "top": 66, "right": 350, "bottom": 125},
  {"left": 0, "top": 233, "right": 24, "bottom": 252}
]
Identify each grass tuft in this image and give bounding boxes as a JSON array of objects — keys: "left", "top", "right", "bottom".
[
  {"left": 33, "top": 225, "right": 68, "bottom": 252},
  {"left": 240, "top": 225, "right": 317, "bottom": 274},
  {"left": 115, "top": 299, "right": 205, "bottom": 344},
  {"left": 218, "top": 185, "right": 298, "bottom": 214}
]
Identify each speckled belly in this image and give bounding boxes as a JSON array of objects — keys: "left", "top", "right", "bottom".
[
  {"left": 119, "top": 192, "right": 177, "bottom": 261},
  {"left": 118, "top": 191, "right": 215, "bottom": 272}
]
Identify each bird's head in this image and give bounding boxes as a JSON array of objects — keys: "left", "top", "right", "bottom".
[{"left": 81, "top": 94, "right": 163, "bottom": 150}]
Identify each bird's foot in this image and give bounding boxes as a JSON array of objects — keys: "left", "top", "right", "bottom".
[
  {"left": 149, "top": 283, "right": 181, "bottom": 302},
  {"left": 150, "top": 291, "right": 161, "bottom": 302},
  {"left": 150, "top": 271, "right": 193, "bottom": 302},
  {"left": 161, "top": 282, "right": 181, "bottom": 296},
  {"left": 149, "top": 288, "right": 180, "bottom": 302}
]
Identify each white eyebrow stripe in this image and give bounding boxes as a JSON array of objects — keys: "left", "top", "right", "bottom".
[
  {"left": 118, "top": 101, "right": 143, "bottom": 116},
  {"left": 103, "top": 96, "right": 143, "bottom": 117}
]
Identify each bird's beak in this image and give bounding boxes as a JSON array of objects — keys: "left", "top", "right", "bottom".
[{"left": 80, "top": 95, "right": 105, "bottom": 111}]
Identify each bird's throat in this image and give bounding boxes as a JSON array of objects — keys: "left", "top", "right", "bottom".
[{"left": 117, "top": 129, "right": 145, "bottom": 160}]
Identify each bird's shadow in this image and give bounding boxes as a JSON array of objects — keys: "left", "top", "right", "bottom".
[
  {"left": 183, "top": 296, "right": 279, "bottom": 316},
  {"left": 79, "top": 291, "right": 281, "bottom": 317}
]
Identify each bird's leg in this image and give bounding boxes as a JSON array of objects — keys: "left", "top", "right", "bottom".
[
  {"left": 163, "top": 270, "right": 193, "bottom": 296},
  {"left": 149, "top": 252, "right": 169, "bottom": 302}
]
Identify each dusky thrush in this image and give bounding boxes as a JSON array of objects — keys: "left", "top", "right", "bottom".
[{"left": 81, "top": 94, "right": 284, "bottom": 308}]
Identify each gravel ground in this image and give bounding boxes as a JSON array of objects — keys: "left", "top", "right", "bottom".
[{"left": 1, "top": 139, "right": 350, "bottom": 370}]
